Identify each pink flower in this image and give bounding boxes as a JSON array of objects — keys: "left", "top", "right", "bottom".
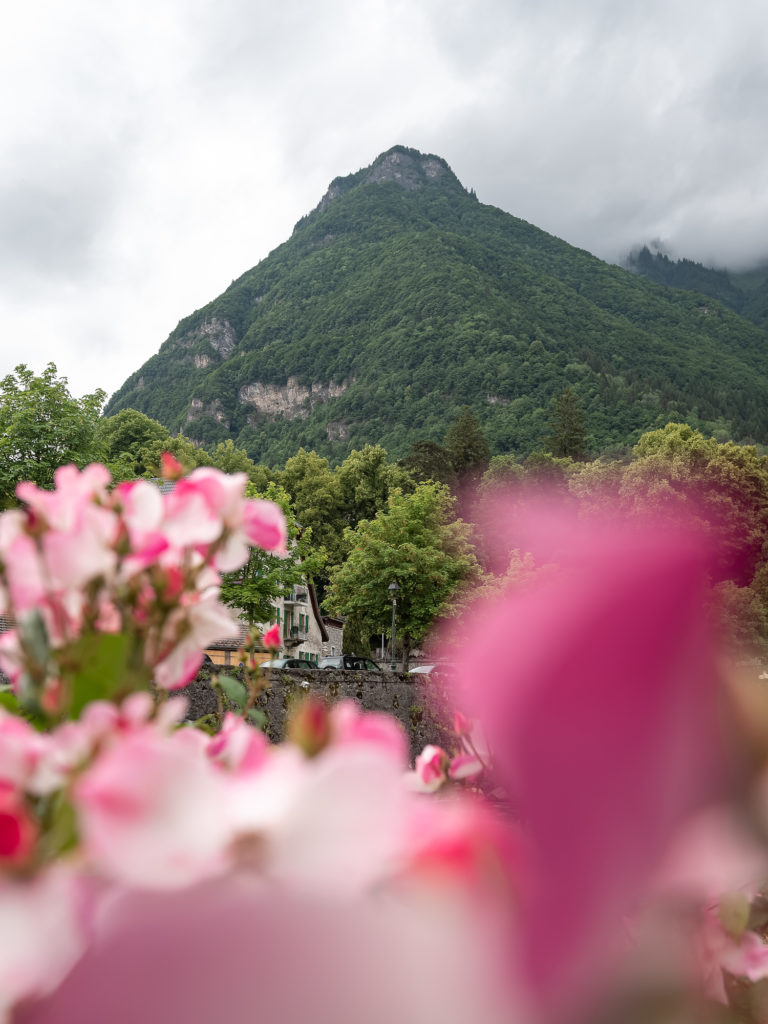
[
  {"left": 448, "top": 753, "right": 483, "bottom": 781},
  {"left": 330, "top": 701, "right": 409, "bottom": 767},
  {"left": 409, "top": 745, "right": 449, "bottom": 792},
  {"left": 16, "top": 464, "right": 111, "bottom": 529},
  {"left": 225, "top": 743, "right": 410, "bottom": 895},
  {"left": 453, "top": 710, "right": 472, "bottom": 736},
  {"left": 18, "top": 876, "right": 513, "bottom": 1024},
  {"left": 242, "top": 499, "right": 288, "bottom": 556},
  {"left": 262, "top": 623, "right": 280, "bottom": 649},
  {"left": 160, "top": 452, "right": 184, "bottom": 480},
  {"left": 112, "top": 480, "right": 168, "bottom": 576},
  {"left": 287, "top": 696, "right": 331, "bottom": 757},
  {"left": 400, "top": 794, "right": 527, "bottom": 902},
  {"left": 0, "top": 783, "right": 37, "bottom": 866},
  {"left": 0, "top": 515, "right": 48, "bottom": 616},
  {"left": 152, "top": 592, "right": 240, "bottom": 690},
  {"left": 74, "top": 728, "right": 230, "bottom": 889},
  {"left": 17, "top": 466, "right": 118, "bottom": 590},
  {"left": 449, "top": 505, "right": 728, "bottom": 1020},
  {"left": 719, "top": 930, "right": 768, "bottom": 983},
  {"left": 0, "top": 710, "right": 47, "bottom": 789},
  {"left": 160, "top": 477, "right": 223, "bottom": 550},
  {"left": 208, "top": 713, "right": 269, "bottom": 776}
]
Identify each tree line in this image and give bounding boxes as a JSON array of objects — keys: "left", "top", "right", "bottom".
[{"left": 4, "top": 363, "right": 768, "bottom": 663}]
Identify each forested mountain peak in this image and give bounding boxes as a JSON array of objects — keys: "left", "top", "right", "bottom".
[
  {"left": 105, "top": 148, "right": 768, "bottom": 466},
  {"left": 310, "top": 146, "right": 468, "bottom": 219}
]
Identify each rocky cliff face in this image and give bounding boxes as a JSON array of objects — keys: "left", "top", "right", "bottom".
[
  {"left": 315, "top": 145, "right": 465, "bottom": 213},
  {"left": 176, "top": 317, "right": 237, "bottom": 358},
  {"left": 238, "top": 377, "right": 351, "bottom": 421}
]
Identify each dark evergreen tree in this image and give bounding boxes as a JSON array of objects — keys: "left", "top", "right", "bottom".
[
  {"left": 544, "top": 387, "right": 589, "bottom": 460},
  {"left": 444, "top": 406, "right": 490, "bottom": 480},
  {"left": 400, "top": 440, "right": 455, "bottom": 485}
]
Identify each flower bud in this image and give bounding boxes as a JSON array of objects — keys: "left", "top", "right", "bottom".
[
  {"left": 287, "top": 695, "right": 331, "bottom": 758},
  {"left": 0, "top": 785, "right": 37, "bottom": 868}
]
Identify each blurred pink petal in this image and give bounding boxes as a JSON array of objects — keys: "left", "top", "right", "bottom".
[
  {"left": 0, "top": 867, "right": 84, "bottom": 1019},
  {"left": 242, "top": 498, "right": 288, "bottom": 555},
  {"left": 719, "top": 930, "right": 768, "bottom": 983},
  {"left": 262, "top": 622, "right": 280, "bottom": 649},
  {"left": 330, "top": 700, "right": 409, "bottom": 766},
  {"left": 152, "top": 593, "right": 239, "bottom": 690},
  {"left": 74, "top": 729, "right": 230, "bottom": 889},
  {"left": 450, "top": 506, "right": 728, "bottom": 1021},
  {"left": 651, "top": 806, "right": 767, "bottom": 901},
  {"left": 226, "top": 744, "right": 409, "bottom": 895},
  {"left": 208, "top": 712, "right": 269, "bottom": 776},
  {"left": 16, "top": 878, "right": 514, "bottom": 1024},
  {"left": 449, "top": 752, "right": 483, "bottom": 781}
]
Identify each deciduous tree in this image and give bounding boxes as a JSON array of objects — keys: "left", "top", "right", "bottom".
[
  {"left": 325, "top": 483, "right": 479, "bottom": 669},
  {"left": 0, "top": 364, "right": 105, "bottom": 504}
]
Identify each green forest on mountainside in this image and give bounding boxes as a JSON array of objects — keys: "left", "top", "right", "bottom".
[
  {"left": 628, "top": 246, "right": 768, "bottom": 331},
  {"left": 105, "top": 147, "right": 768, "bottom": 467}
]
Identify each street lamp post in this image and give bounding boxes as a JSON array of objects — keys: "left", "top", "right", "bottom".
[{"left": 388, "top": 581, "right": 400, "bottom": 672}]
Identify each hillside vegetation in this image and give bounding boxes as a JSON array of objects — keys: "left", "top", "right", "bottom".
[
  {"left": 628, "top": 245, "right": 768, "bottom": 331},
  {"left": 105, "top": 146, "right": 768, "bottom": 465}
]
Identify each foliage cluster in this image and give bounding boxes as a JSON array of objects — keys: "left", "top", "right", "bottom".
[{"left": 0, "top": 365, "right": 105, "bottom": 506}]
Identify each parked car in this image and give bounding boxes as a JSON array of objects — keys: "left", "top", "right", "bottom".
[
  {"left": 259, "top": 657, "right": 307, "bottom": 669},
  {"left": 408, "top": 664, "right": 448, "bottom": 676},
  {"left": 317, "top": 655, "right": 381, "bottom": 671}
]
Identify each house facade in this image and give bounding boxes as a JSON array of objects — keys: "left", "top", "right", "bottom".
[
  {"left": 271, "top": 583, "right": 328, "bottom": 665},
  {"left": 208, "top": 581, "right": 339, "bottom": 668}
]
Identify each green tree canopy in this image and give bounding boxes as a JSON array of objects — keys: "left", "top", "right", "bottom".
[
  {"left": 336, "top": 444, "right": 414, "bottom": 531},
  {"left": 620, "top": 422, "right": 768, "bottom": 585},
  {"left": 0, "top": 364, "right": 105, "bottom": 504},
  {"left": 325, "top": 483, "right": 480, "bottom": 668},
  {"left": 207, "top": 439, "right": 259, "bottom": 479},
  {"left": 279, "top": 449, "right": 345, "bottom": 568},
  {"left": 479, "top": 454, "right": 525, "bottom": 493},
  {"left": 96, "top": 409, "right": 173, "bottom": 479}
]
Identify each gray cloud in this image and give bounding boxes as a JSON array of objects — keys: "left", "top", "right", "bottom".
[{"left": 2, "top": 0, "right": 768, "bottom": 398}]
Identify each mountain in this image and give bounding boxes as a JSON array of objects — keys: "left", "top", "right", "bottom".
[
  {"left": 105, "top": 146, "right": 768, "bottom": 465},
  {"left": 627, "top": 245, "right": 768, "bottom": 332}
]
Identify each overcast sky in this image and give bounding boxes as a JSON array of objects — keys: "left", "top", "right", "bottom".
[{"left": 2, "top": 0, "right": 768, "bottom": 401}]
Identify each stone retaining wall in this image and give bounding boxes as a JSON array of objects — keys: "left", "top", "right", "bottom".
[{"left": 184, "top": 668, "right": 452, "bottom": 761}]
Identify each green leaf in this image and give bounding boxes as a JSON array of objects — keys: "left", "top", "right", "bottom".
[
  {"left": 247, "top": 707, "right": 267, "bottom": 729},
  {"left": 218, "top": 675, "right": 248, "bottom": 708},
  {"left": 18, "top": 610, "right": 51, "bottom": 666},
  {"left": 65, "top": 632, "right": 143, "bottom": 716},
  {"left": 0, "top": 691, "right": 19, "bottom": 714},
  {"left": 40, "top": 792, "right": 79, "bottom": 858},
  {"left": 191, "top": 715, "right": 218, "bottom": 736}
]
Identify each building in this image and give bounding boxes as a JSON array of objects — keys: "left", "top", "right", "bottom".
[
  {"left": 271, "top": 582, "right": 328, "bottom": 665},
  {"left": 208, "top": 581, "right": 340, "bottom": 668}
]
